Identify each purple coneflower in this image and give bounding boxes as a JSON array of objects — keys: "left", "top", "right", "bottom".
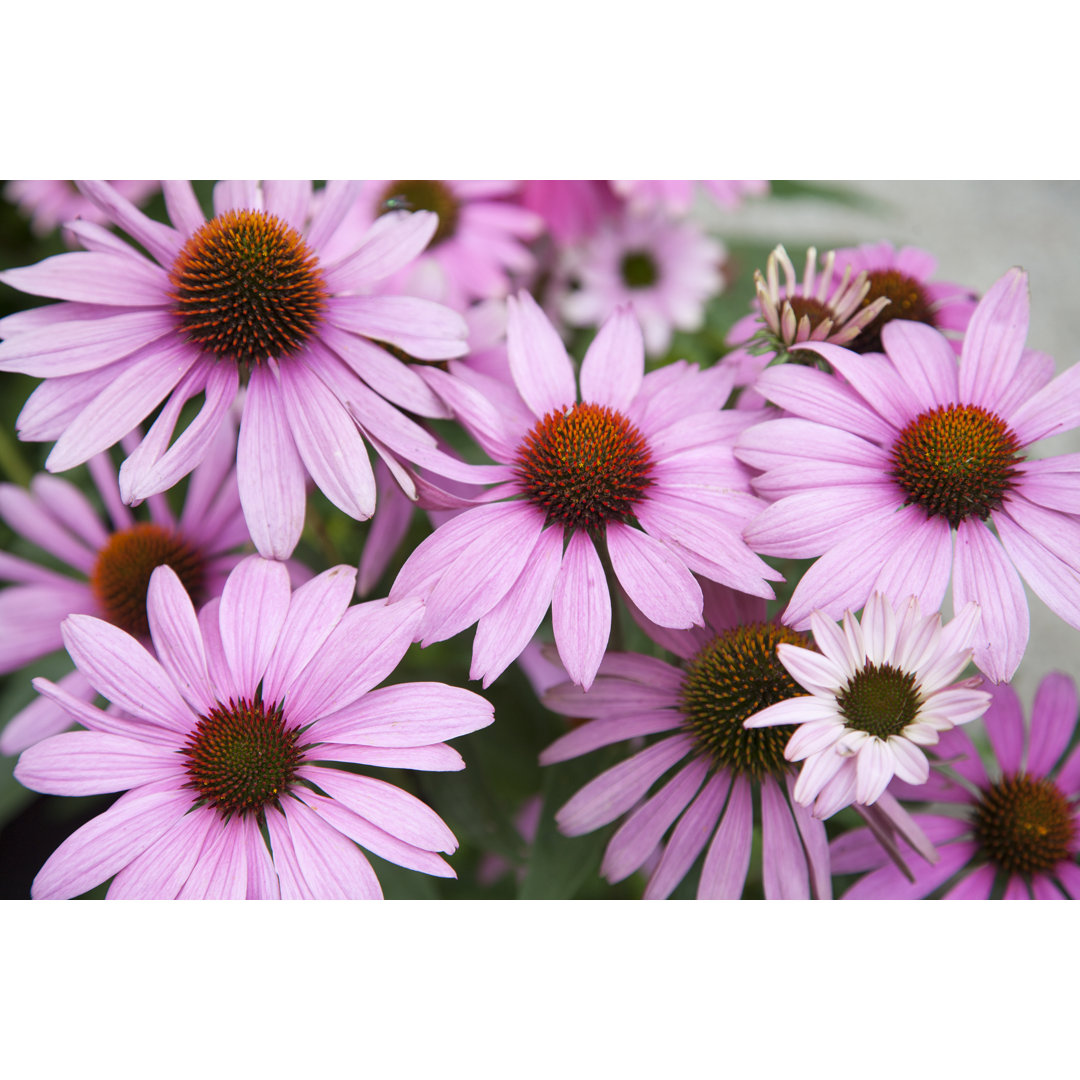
[
  {"left": 391, "top": 294, "right": 779, "bottom": 690},
  {"left": 832, "top": 673, "right": 1080, "bottom": 898},
  {"left": 0, "top": 180, "right": 474, "bottom": 559},
  {"left": 560, "top": 210, "right": 725, "bottom": 356},
  {"left": 737, "top": 267, "right": 1080, "bottom": 682},
  {"left": 539, "top": 582, "right": 833, "bottom": 899},
  {"left": 745, "top": 594, "right": 991, "bottom": 818},
  {"left": 15, "top": 557, "right": 493, "bottom": 899},
  {"left": 0, "top": 423, "right": 247, "bottom": 754}
]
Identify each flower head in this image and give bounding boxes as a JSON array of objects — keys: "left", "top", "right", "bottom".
[
  {"left": 560, "top": 211, "right": 725, "bottom": 356},
  {"left": 832, "top": 672, "right": 1080, "bottom": 898},
  {"left": 540, "top": 582, "right": 831, "bottom": 899},
  {"left": 737, "top": 267, "right": 1080, "bottom": 682},
  {"left": 392, "top": 293, "right": 779, "bottom": 690},
  {"left": 0, "top": 423, "right": 247, "bottom": 754},
  {"left": 0, "top": 180, "right": 473, "bottom": 559},
  {"left": 14, "top": 557, "right": 493, "bottom": 898},
  {"left": 746, "top": 594, "right": 991, "bottom": 818}
]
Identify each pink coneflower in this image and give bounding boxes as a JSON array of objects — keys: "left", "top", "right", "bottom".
[
  {"left": 560, "top": 210, "right": 726, "bottom": 356},
  {"left": 832, "top": 673, "right": 1080, "bottom": 898},
  {"left": 0, "top": 180, "right": 474, "bottom": 559},
  {"left": 737, "top": 267, "right": 1080, "bottom": 682},
  {"left": 391, "top": 294, "right": 779, "bottom": 690},
  {"left": 827, "top": 241, "right": 977, "bottom": 355},
  {"left": 15, "top": 557, "right": 493, "bottom": 899},
  {"left": 3, "top": 180, "right": 159, "bottom": 238},
  {"left": 539, "top": 581, "right": 833, "bottom": 899},
  {"left": 745, "top": 593, "right": 991, "bottom": 818},
  {"left": 0, "top": 423, "right": 248, "bottom": 755},
  {"left": 518, "top": 181, "right": 618, "bottom": 246},
  {"left": 337, "top": 181, "right": 543, "bottom": 309},
  {"left": 611, "top": 180, "right": 768, "bottom": 216}
]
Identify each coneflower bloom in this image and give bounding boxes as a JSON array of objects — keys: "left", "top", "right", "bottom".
[
  {"left": 518, "top": 181, "right": 617, "bottom": 245},
  {"left": 3, "top": 180, "right": 159, "bottom": 238},
  {"left": 610, "top": 180, "right": 768, "bottom": 216},
  {"left": 337, "top": 181, "right": 543, "bottom": 309},
  {"left": 15, "top": 557, "right": 493, "bottom": 899},
  {"left": 745, "top": 594, "right": 991, "bottom": 818},
  {"left": 737, "top": 267, "right": 1080, "bottom": 682},
  {"left": 540, "top": 581, "right": 833, "bottom": 899},
  {"left": 560, "top": 210, "right": 726, "bottom": 356},
  {"left": 827, "top": 241, "right": 977, "bottom": 355},
  {"left": 832, "top": 673, "right": 1080, "bottom": 898},
  {"left": 0, "top": 423, "right": 248, "bottom": 755},
  {"left": 391, "top": 294, "right": 779, "bottom": 690},
  {"left": 0, "top": 180, "right": 474, "bottom": 559}
]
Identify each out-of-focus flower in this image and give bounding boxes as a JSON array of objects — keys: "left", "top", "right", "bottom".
[
  {"left": 3, "top": 180, "right": 159, "bottom": 238},
  {"left": 611, "top": 180, "right": 768, "bottom": 216}
]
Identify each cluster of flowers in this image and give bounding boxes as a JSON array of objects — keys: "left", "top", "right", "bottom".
[{"left": 0, "top": 179, "right": 1077, "bottom": 899}]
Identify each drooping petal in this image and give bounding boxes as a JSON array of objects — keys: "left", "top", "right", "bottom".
[
  {"left": 552, "top": 530, "right": 611, "bottom": 690},
  {"left": 607, "top": 523, "right": 702, "bottom": 630},
  {"left": 698, "top": 774, "right": 754, "bottom": 899},
  {"left": 760, "top": 775, "right": 810, "bottom": 900}
]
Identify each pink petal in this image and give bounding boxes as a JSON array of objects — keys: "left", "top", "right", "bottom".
[
  {"left": 506, "top": 290, "right": 577, "bottom": 419},
  {"left": 471, "top": 525, "right": 564, "bottom": 687},
  {"left": 539, "top": 710, "right": 683, "bottom": 765},
  {"left": 326, "top": 295, "right": 468, "bottom": 360},
  {"left": 31, "top": 781, "right": 194, "bottom": 899},
  {"left": 760, "top": 774, "right": 810, "bottom": 899},
  {"left": 982, "top": 681, "right": 1026, "bottom": 774},
  {"left": 552, "top": 530, "right": 611, "bottom": 690},
  {"left": 607, "top": 523, "right": 703, "bottom": 630},
  {"left": 698, "top": 773, "right": 753, "bottom": 899},
  {"left": 107, "top": 805, "right": 218, "bottom": 899},
  {"left": 579, "top": 305, "right": 644, "bottom": 411},
  {"left": 15, "top": 730, "right": 179, "bottom": 795},
  {"left": 324, "top": 209, "right": 438, "bottom": 292},
  {"left": 75, "top": 180, "right": 182, "bottom": 266},
  {"left": 959, "top": 267, "right": 1029, "bottom": 410},
  {"left": 147, "top": 565, "right": 217, "bottom": 716},
  {"left": 161, "top": 180, "right": 205, "bottom": 236},
  {"left": 281, "top": 797, "right": 384, "bottom": 899},
  {"left": 1028, "top": 673, "right": 1079, "bottom": 775},
  {"left": 953, "top": 518, "right": 1029, "bottom": 683},
  {"left": 880, "top": 320, "right": 960, "bottom": 408},
  {"left": 0, "top": 251, "right": 169, "bottom": 306},
  {"left": 237, "top": 364, "right": 307, "bottom": 559},
  {"left": 941, "top": 863, "right": 996, "bottom": 899}
]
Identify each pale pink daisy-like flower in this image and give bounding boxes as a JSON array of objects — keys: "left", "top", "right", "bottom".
[
  {"left": 15, "top": 557, "right": 493, "bottom": 899},
  {"left": 336, "top": 181, "right": 544, "bottom": 309},
  {"left": 611, "top": 180, "right": 768, "bottom": 216},
  {"left": 832, "top": 673, "right": 1080, "bottom": 898},
  {"left": 3, "top": 180, "right": 159, "bottom": 238},
  {"left": 391, "top": 294, "right": 779, "bottom": 691},
  {"left": 746, "top": 594, "right": 991, "bottom": 819},
  {"left": 540, "top": 582, "right": 834, "bottom": 899},
  {"left": 0, "top": 423, "right": 248, "bottom": 755},
  {"left": 737, "top": 267, "right": 1080, "bottom": 682},
  {"left": 827, "top": 241, "right": 977, "bottom": 355},
  {"left": 0, "top": 180, "right": 474, "bottom": 559},
  {"left": 560, "top": 211, "right": 726, "bottom": 356}
]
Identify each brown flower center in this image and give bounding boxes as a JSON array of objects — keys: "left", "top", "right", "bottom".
[
  {"left": 91, "top": 523, "right": 206, "bottom": 639},
  {"left": 973, "top": 774, "right": 1076, "bottom": 878},
  {"left": 182, "top": 694, "right": 304, "bottom": 820},
  {"left": 847, "top": 269, "right": 936, "bottom": 354},
  {"left": 837, "top": 663, "right": 921, "bottom": 739},
  {"left": 515, "top": 403, "right": 654, "bottom": 534},
  {"left": 170, "top": 208, "right": 327, "bottom": 367},
  {"left": 679, "top": 622, "right": 809, "bottom": 778},
  {"left": 890, "top": 404, "right": 1022, "bottom": 527}
]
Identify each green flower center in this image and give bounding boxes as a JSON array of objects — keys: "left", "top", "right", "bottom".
[
  {"left": 890, "top": 404, "right": 1022, "bottom": 528},
  {"left": 170, "top": 209, "right": 327, "bottom": 367},
  {"left": 973, "top": 774, "right": 1076, "bottom": 878},
  {"left": 377, "top": 180, "right": 460, "bottom": 247},
  {"left": 679, "top": 622, "right": 809, "bottom": 778},
  {"left": 515, "top": 403, "right": 654, "bottom": 534},
  {"left": 182, "top": 695, "right": 304, "bottom": 820},
  {"left": 620, "top": 250, "right": 659, "bottom": 289},
  {"left": 91, "top": 523, "right": 206, "bottom": 639},
  {"left": 836, "top": 662, "right": 921, "bottom": 739},
  {"left": 848, "top": 269, "right": 936, "bottom": 354}
]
